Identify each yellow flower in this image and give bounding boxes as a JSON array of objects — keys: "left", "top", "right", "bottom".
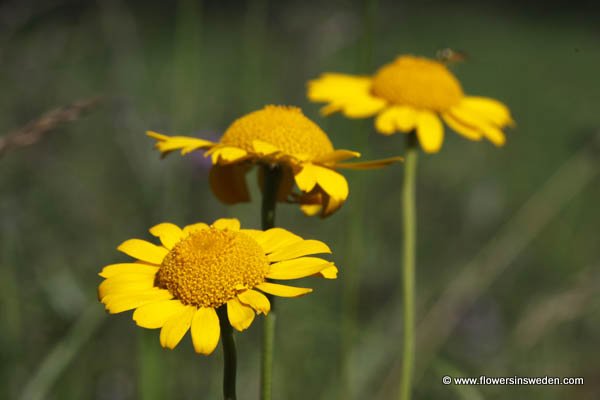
[
  {"left": 99, "top": 218, "right": 337, "bottom": 355},
  {"left": 308, "top": 55, "right": 514, "bottom": 153},
  {"left": 147, "top": 105, "right": 401, "bottom": 217}
]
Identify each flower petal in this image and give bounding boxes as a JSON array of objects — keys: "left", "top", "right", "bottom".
[
  {"left": 117, "top": 239, "right": 168, "bottom": 264},
  {"left": 149, "top": 223, "right": 184, "bottom": 250},
  {"left": 182, "top": 222, "right": 209, "bottom": 236},
  {"left": 212, "top": 218, "right": 241, "bottom": 231},
  {"left": 267, "top": 239, "right": 331, "bottom": 262},
  {"left": 133, "top": 299, "right": 187, "bottom": 329},
  {"left": 252, "top": 140, "right": 280, "bottom": 156},
  {"left": 441, "top": 111, "right": 482, "bottom": 140},
  {"left": 237, "top": 290, "right": 271, "bottom": 315},
  {"left": 334, "top": 156, "right": 404, "bottom": 170},
  {"left": 255, "top": 228, "right": 303, "bottom": 254},
  {"left": 311, "top": 166, "right": 348, "bottom": 202},
  {"left": 98, "top": 273, "right": 155, "bottom": 300},
  {"left": 416, "top": 111, "right": 444, "bottom": 153},
  {"left": 267, "top": 257, "right": 333, "bottom": 280},
  {"left": 449, "top": 106, "right": 506, "bottom": 146},
  {"left": 294, "top": 164, "right": 318, "bottom": 193},
  {"left": 102, "top": 288, "right": 173, "bottom": 314},
  {"left": 146, "top": 131, "right": 214, "bottom": 156},
  {"left": 99, "top": 263, "right": 159, "bottom": 279},
  {"left": 191, "top": 307, "right": 221, "bottom": 355},
  {"left": 209, "top": 164, "right": 252, "bottom": 205},
  {"left": 459, "top": 96, "right": 514, "bottom": 127},
  {"left": 313, "top": 150, "right": 361, "bottom": 165},
  {"left": 318, "top": 265, "right": 338, "bottom": 279},
  {"left": 256, "top": 282, "right": 313, "bottom": 298},
  {"left": 208, "top": 146, "right": 249, "bottom": 165},
  {"left": 227, "top": 298, "right": 255, "bottom": 331},
  {"left": 159, "top": 305, "right": 196, "bottom": 350}
]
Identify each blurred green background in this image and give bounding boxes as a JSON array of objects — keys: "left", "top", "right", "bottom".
[{"left": 1, "top": 0, "right": 598, "bottom": 399}]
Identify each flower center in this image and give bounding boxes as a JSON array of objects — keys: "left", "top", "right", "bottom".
[
  {"left": 220, "top": 105, "right": 335, "bottom": 159},
  {"left": 156, "top": 228, "right": 269, "bottom": 308},
  {"left": 371, "top": 56, "right": 464, "bottom": 111}
]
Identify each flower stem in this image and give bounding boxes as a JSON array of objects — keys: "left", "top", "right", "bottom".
[
  {"left": 260, "top": 164, "right": 281, "bottom": 400},
  {"left": 400, "top": 133, "right": 418, "bottom": 400},
  {"left": 218, "top": 307, "right": 237, "bottom": 400}
]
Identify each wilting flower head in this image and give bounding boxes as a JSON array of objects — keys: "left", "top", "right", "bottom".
[
  {"left": 99, "top": 218, "right": 337, "bottom": 355},
  {"left": 147, "top": 105, "right": 401, "bottom": 217},
  {"left": 308, "top": 55, "right": 514, "bottom": 153}
]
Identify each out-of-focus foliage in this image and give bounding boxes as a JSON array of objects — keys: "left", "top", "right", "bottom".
[{"left": 0, "top": 1, "right": 598, "bottom": 399}]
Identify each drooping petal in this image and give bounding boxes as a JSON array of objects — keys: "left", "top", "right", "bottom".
[
  {"left": 191, "top": 307, "right": 221, "bottom": 355},
  {"left": 294, "top": 164, "right": 318, "bottom": 193},
  {"left": 237, "top": 290, "right": 271, "bottom": 315},
  {"left": 98, "top": 273, "right": 155, "bottom": 300},
  {"left": 256, "top": 282, "right": 313, "bottom": 298},
  {"left": 213, "top": 218, "right": 241, "bottom": 231},
  {"left": 416, "top": 111, "right": 444, "bottom": 153},
  {"left": 149, "top": 223, "right": 184, "bottom": 250},
  {"left": 208, "top": 146, "right": 249, "bottom": 165},
  {"left": 267, "top": 239, "right": 331, "bottom": 262},
  {"left": 300, "top": 204, "right": 322, "bottom": 216},
  {"left": 117, "top": 239, "right": 168, "bottom": 265},
  {"left": 133, "top": 299, "right": 187, "bottom": 329},
  {"left": 102, "top": 288, "right": 173, "bottom": 314},
  {"left": 449, "top": 106, "right": 506, "bottom": 146},
  {"left": 311, "top": 166, "right": 349, "bottom": 202},
  {"left": 441, "top": 112, "right": 483, "bottom": 140},
  {"left": 159, "top": 305, "right": 196, "bottom": 350},
  {"left": 374, "top": 106, "right": 417, "bottom": 135},
  {"left": 227, "top": 298, "right": 255, "bottom": 331},
  {"left": 209, "top": 164, "right": 251, "bottom": 205},
  {"left": 459, "top": 96, "right": 514, "bottom": 127},
  {"left": 99, "top": 263, "right": 159, "bottom": 279},
  {"left": 267, "top": 257, "right": 333, "bottom": 280}
]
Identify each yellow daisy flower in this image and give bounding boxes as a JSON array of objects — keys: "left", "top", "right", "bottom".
[
  {"left": 98, "top": 218, "right": 337, "bottom": 355},
  {"left": 147, "top": 105, "right": 401, "bottom": 218},
  {"left": 308, "top": 55, "right": 515, "bottom": 153}
]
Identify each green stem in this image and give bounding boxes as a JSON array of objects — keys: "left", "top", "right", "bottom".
[
  {"left": 260, "top": 164, "right": 281, "bottom": 400},
  {"left": 400, "top": 133, "right": 418, "bottom": 400},
  {"left": 218, "top": 307, "right": 237, "bottom": 400}
]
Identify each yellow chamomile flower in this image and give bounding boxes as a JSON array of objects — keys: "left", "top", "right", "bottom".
[
  {"left": 99, "top": 218, "right": 337, "bottom": 355},
  {"left": 308, "top": 55, "right": 514, "bottom": 153},
  {"left": 147, "top": 105, "right": 401, "bottom": 218}
]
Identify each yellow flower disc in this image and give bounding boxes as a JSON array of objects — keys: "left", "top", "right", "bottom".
[
  {"left": 220, "top": 105, "right": 334, "bottom": 158},
  {"left": 371, "top": 56, "right": 464, "bottom": 111},
  {"left": 156, "top": 228, "right": 269, "bottom": 308}
]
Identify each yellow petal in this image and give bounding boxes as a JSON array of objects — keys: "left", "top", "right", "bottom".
[
  {"left": 460, "top": 96, "right": 514, "bottom": 127},
  {"left": 99, "top": 263, "right": 159, "bottom": 278},
  {"left": 318, "top": 265, "right": 338, "bottom": 279},
  {"left": 334, "top": 156, "right": 404, "bottom": 170},
  {"left": 416, "top": 111, "right": 444, "bottom": 153},
  {"left": 441, "top": 112, "right": 482, "bottom": 140},
  {"left": 117, "top": 239, "right": 168, "bottom": 264},
  {"left": 227, "top": 298, "right": 255, "bottom": 331},
  {"left": 267, "top": 257, "right": 333, "bottom": 280},
  {"left": 294, "top": 164, "right": 318, "bottom": 192},
  {"left": 374, "top": 106, "right": 417, "bottom": 135},
  {"left": 191, "top": 307, "right": 221, "bottom": 355},
  {"left": 256, "top": 282, "right": 313, "bottom": 298},
  {"left": 182, "top": 222, "right": 209, "bottom": 236},
  {"left": 267, "top": 239, "right": 331, "bottom": 262},
  {"left": 395, "top": 106, "right": 418, "bottom": 132},
  {"left": 149, "top": 223, "right": 184, "bottom": 250},
  {"left": 209, "top": 164, "right": 251, "bottom": 205},
  {"left": 341, "top": 96, "right": 387, "bottom": 118},
  {"left": 102, "top": 288, "right": 172, "bottom": 314},
  {"left": 146, "top": 131, "right": 214, "bottom": 155},
  {"left": 255, "top": 228, "right": 303, "bottom": 254},
  {"left": 313, "top": 150, "right": 361, "bottom": 165},
  {"left": 300, "top": 204, "right": 322, "bottom": 216},
  {"left": 213, "top": 218, "right": 241, "bottom": 231},
  {"left": 449, "top": 106, "right": 506, "bottom": 146},
  {"left": 312, "top": 166, "right": 348, "bottom": 201},
  {"left": 98, "top": 273, "right": 155, "bottom": 300},
  {"left": 308, "top": 74, "right": 372, "bottom": 101},
  {"left": 237, "top": 290, "right": 271, "bottom": 315},
  {"left": 159, "top": 305, "right": 196, "bottom": 350},
  {"left": 252, "top": 140, "right": 280, "bottom": 156},
  {"left": 133, "top": 299, "right": 187, "bottom": 329},
  {"left": 209, "top": 146, "right": 248, "bottom": 165}
]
